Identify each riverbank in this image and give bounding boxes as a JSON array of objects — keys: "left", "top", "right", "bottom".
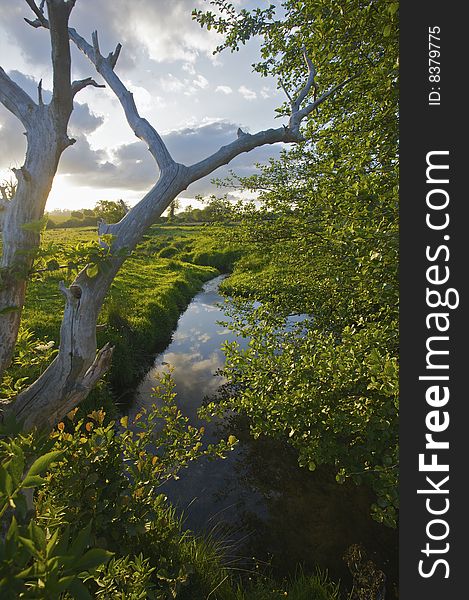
[{"left": 15, "top": 224, "right": 240, "bottom": 415}]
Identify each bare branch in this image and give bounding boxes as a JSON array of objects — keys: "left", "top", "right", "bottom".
[
  {"left": 24, "top": 17, "right": 44, "bottom": 28},
  {"left": 67, "top": 27, "right": 175, "bottom": 172},
  {"left": 296, "top": 73, "right": 360, "bottom": 122},
  {"left": 0, "top": 67, "right": 37, "bottom": 128},
  {"left": 91, "top": 30, "right": 101, "bottom": 62},
  {"left": 47, "top": 0, "right": 73, "bottom": 121},
  {"left": 38, "top": 79, "right": 44, "bottom": 105},
  {"left": 292, "top": 46, "right": 317, "bottom": 112},
  {"left": 187, "top": 126, "right": 300, "bottom": 182},
  {"left": 24, "top": 0, "right": 47, "bottom": 26},
  {"left": 71, "top": 77, "right": 105, "bottom": 97},
  {"left": 108, "top": 43, "right": 122, "bottom": 69}
]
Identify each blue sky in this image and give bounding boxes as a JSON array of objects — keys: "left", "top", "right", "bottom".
[{"left": 0, "top": 0, "right": 285, "bottom": 210}]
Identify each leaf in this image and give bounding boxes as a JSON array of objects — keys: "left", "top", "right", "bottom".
[
  {"left": 69, "top": 521, "right": 92, "bottom": 557},
  {"left": 228, "top": 435, "right": 237, "bottom": 445},
  {"left": 26, "top": 450, "right": 63, "bottom": 477},
  {"left": 28, "top": 520, "right": 46, "bottom": 551},
  {"left": 22, "top": 474, "right": 46, "bottom": 489},
  {"left": 74, "top": 548, "right": 114, "bottom": 571},
  {"left": 86, "top": 263, "right": 99, "bottom": 278},
  {"left": 6, "top": 445, "right": 25, "bottom": 488},
  {"left": 66, "top": 578, "right": 93, "bottom": 600},
  {"left": 18, "top": 535, "right": 40, "bottom": 558},
  {"left": 49, "top": 525, "right": 70, "bottom": 558},
  {"left": 46, "top": 528, "right": 60, "bottom": 557},
  {"left": 0, "top": 468, "right": 13, "bottom": 497}
]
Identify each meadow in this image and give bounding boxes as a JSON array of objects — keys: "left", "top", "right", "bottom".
[{"left": 18, "top": 224, "right": 241, "bottom": 412}]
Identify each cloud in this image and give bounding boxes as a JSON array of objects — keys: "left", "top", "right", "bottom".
[
  {"left": 45, "top": 119, "right": 281, "bottom": 197},
  {"left": 0, "top": 0, "right": 223, "bottom": 74},
  {"left": 193, "top": 74, "right": 209, "bottom": 89},
  {"left": 215, "top": 85, "right": 233, "bottom": 95},
  {"left": 238, "top": 85, "right": 257, "bottom": 101},
  {"left": 158, "top": 72, "right": 210, "bottom": 97},
  {"left": 0, "top": 70, "right": 104, "bottom": 174}
]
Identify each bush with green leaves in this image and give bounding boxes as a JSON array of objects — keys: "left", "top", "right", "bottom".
[
  {"left": 0, "top": 431, "right": 113, "bottom": 599},
  {"left": 1, "top": 372, "right": 239, "bottom": 599},
  {"left": 196, "top": 0, "right": 399, "bottom": 527}
]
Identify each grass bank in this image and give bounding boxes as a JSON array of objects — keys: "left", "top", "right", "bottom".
[{"left": 20, "top": 224, "right": 241, "bottom": 412}]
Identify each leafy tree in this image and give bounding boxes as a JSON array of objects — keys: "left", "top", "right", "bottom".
[
  {"left": 196, "top": 0, "right": 399, "bottom": 525},
  {"left": 93, "top": 200, "right": 129, "bottom": 224},
  {"left": 166, "top": 198, "right": 180, "bottom": 222}
]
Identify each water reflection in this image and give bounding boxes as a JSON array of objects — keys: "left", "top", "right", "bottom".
[
  {"left": 133, "top": 275, "right": 398, "bottom": 596},
  {"left": 134, "top": 275, "right": 238, "bottom": 425}
]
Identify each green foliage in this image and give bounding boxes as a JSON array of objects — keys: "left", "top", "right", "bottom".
[
  {"left": 1, "top": 374, "right": 243, "bottom": 599},
  {"left": 39, "top": 373, "right": 236, "bottom": 550},
  {"left": 175, "top": 196, "right": 237, "bottom": 224},
  {"left": 94, "top": 200, "right": 129, "bottom": 224},
  {"left": 0, "top": 328, "right": 57, "bottom": 401},
  {"left": 0, "top": 433, "right": 112, "bottom": 599},
  {"left": 197, "top": 0, "right": 399, "bottom": 526},
  {"left": 83, "top": 554, "right": 156, "bottom": 599}
]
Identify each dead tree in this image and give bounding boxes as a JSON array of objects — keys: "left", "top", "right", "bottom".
[
  {"left": 0, "top": 0, "right": 103, "bottom": 375},
  {"left": 1, "top": 0, "right": 353, "bottom": 430}
]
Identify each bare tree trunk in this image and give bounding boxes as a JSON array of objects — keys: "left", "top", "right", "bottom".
[
  {"left": 0, "top": 116, "right": 63, "bottom": 372},
  {"left": 8, "top": 168, "right": 186, "bottom": 430},
  {"left": 0, "top": 0, "right": 83, "bottom": 375}
]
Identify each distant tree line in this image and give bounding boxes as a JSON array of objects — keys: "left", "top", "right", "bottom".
[
  {"left": 46, "top": 199, "right": 130, "bottom": 228},
  {"left": 167, "top": 196, "right": 237, "bottom": 223},
  {"left": 46, "top": 196, "right": 237, "bottom": 228}
]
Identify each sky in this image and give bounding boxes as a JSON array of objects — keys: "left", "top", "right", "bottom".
[{"left": 0, "top": 0, "right": 285, "bottom": 211}]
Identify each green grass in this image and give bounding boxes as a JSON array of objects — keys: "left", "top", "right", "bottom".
[{"left": 20, "top": 224, "right": 239, "bottom": 412}]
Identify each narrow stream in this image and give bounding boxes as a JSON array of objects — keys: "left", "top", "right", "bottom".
[{"left": 131, "top": 275, "right": 398, "bottom": 594}]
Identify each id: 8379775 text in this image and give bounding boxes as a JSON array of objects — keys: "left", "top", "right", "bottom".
[{"left": 428, "top": 26, "right": 441, "bottom": 106}]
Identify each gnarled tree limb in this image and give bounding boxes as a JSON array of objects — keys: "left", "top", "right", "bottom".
[
  {"left": 0, "top": 0, "right": 82, "bottom": 375},
  {"left": 0, "top": 67, "right": 37, "bottom": 128}
]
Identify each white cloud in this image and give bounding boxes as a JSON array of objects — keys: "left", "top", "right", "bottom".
[
  {"left": 122, "top": 81, "right": 157, "bottom": 111},
  {"left": 159, "top": 74, "right": 186, "bottom": 93},
  {"left": 193, "top": 74, "right": 209, "bottom": 89},
  {"left": 238, "top": 85, "right": 257, "bottom": 101},
  {"left": 260, "top": 86, "right": 275, "bottom": 99},
  {"left": 182, "top": 62, "right": 196, "bottom": 75},
  {"left": 215, "top": 85, "right": 233, "bottom": 95}
]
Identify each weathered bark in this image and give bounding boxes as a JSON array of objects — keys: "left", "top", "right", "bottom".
[
  {"left": 1, "top": 12, "right": 354, "bottom": 431},
  {"left": 7, "top": 168, "right": 186, "bottom": 430},
  {"left": 0, "top": 1, "right": 79, "bottom": 374}
]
